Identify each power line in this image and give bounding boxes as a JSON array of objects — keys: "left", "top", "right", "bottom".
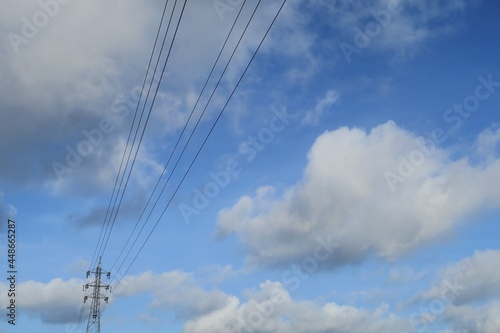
[
  {"left": 74, "top": 299, "right": 87, "bottom": 333},
  {"left": 88, "top": 0, "right": 173, "bottom": 271},
  {"left": 92, "top": 0, "right": 188, "bottom": 270},
  {"left": 97, "top": 0, "right": 186, "bottom": 261},
  {"left": 112, "top": 0, "right": 288, "bottom": 290},
  {"left": 110, "top": 0, "right": 262, "bottom": 280},
  {"left": 110, "top": 0, "right": 250, "bottom": 273}
]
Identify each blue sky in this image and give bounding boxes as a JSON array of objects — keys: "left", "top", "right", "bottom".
[{"left": 1, "top": 0, "right": 500, "bottom": 332}]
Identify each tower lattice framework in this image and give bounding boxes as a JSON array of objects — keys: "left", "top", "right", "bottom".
[{"left": 83, "top": 257, "right": 111, "bottom": 333}]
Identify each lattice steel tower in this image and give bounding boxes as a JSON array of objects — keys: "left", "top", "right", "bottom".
[{"left": 83, "top": 257, "right": 111, "bottom": 333}]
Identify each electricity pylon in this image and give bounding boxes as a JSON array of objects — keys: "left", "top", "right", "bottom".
[{"left": 83, "top": 257, "right": 111, "bottom": 333}]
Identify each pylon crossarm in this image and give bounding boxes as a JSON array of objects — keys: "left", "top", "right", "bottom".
[{"left": 84, "top": 257, "right": 111, "bottom": 333}]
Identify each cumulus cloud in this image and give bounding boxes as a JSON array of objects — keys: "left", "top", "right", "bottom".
[
  {"left": 113, "top": 273, "right": 412, "bottom": 333},
  {"left": 6, "top": 269, "right": 488, "bottom": 332},
  {"left": 183, "top": 280, "right": 410, "bottom": 333},
  {"left": 0, "top": 0, "right": 315, "bottom": 193},
  {"left": 400, "top": 250, "right": 500, "bottom": 332},
  {"left": 418, "top": 250, "right": 500, "bottom": 306},
  {"left": 0, "top": 0, "right": 161, "bottom": 188},
  {"left": 0, "top": 278, "right": 84, "bottom": 324},
  {"left": 10, "top": 269, "right": 404, "bottom": 332},
  {"left": 441, "top": 301, "right": 500, "bottom": 333},
  {"left": 115, "top": 270, "right": 230, "bottom": 320},
  {"left": 0, "top": 270, "right": 230, "bottom": 324},
  {"left": 197, "top": 264, "right": 239, "bottom": 284},
  {"left": 48, "top": 134, "right": 164, "bottom": 196},
  {"left": 216, "top": 121, "right": 500, "bottom": 269}
]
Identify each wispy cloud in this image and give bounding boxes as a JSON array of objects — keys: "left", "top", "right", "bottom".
[{"left": 301, "top": 90, "right": 340, "bottom": 126}]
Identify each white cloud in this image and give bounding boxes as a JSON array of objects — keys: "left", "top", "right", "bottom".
[
  {"left": 0, "top": 278, "right": 84, "bottom": 323},
  {"left": 317, "top": 0, "right": 480, "bottom": 58},
  {"left": 0, "top": 0, "right": 161, "bottom": 187},
  {"left": 65, "top": 258, "right": 91, "bottom": 275},
  {"left": 476, "top": 125, "right": 500, "bottom": 160},
  {"left": 0, "top": 270, "right": 230, "bottom": 324},
  {"left": 10, "top": 266, "right": 497, "bottom": 332},
  {"left": 7, "top": 269, "right": 403, "bottom": 332},
  {"left": 445, "top": 301, "right": 500, "bottom": 333},
  {"left": 399, "top": 249, "right": 500, "bottom": 333},
  {"left": 183, "top": 280, "right": 410, "bottom": 333},
  {"left": 419, "top": 250, "right": 500, "bottom": 306},
  {"left": 0, "top": 0, "right": 155, "bottom": 111},
  {"left": 115, "top": 270, "right": 231, "bottom": 320},
  {"left": 197, "top": 264, "right": 239, "bottom": 284},
  {"left": 0, "top": 0, "right": 316, "bottom": 192},
  {"left": 216, "top": 121, "right": 500, "bottom": 269},
  {"left": 301, "top": 89, "right": 340, "bottom": 126}
]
